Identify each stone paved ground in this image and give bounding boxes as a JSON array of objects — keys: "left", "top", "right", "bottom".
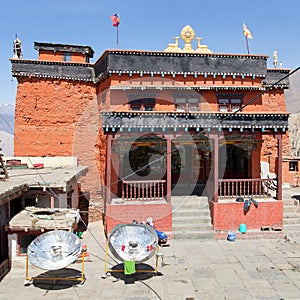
[{"left": 0, "top": 220, "right": 300, "bottom": 300}]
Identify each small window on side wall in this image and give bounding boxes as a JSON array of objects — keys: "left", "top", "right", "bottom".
[
  {"left": 129, "top": 98, "right": 155, "bottom": 111},
  {"left": 289, "top": 161, "right": 298, "bottom": 172},
  {"left": 63, "top": 52, "right": 71, "bottom": 62}
]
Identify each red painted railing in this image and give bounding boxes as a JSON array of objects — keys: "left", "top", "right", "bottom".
[
  {"left": 122, "top": 180, "right": 166, "bottom": 201},
  {"left": 218, "top": 178, "right": 276, "bottom": 199}
]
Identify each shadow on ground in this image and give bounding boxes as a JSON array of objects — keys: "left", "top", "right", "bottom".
[
  {"left": 26, "top": 268, "right": 84, "bottom": 290},
  {"left": 108, "top": 263, "right": 163, "bottom": 284}
]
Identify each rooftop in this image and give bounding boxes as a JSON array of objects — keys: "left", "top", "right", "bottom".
[
  {"left": 9, "top": 206, "right": 80, "bottom": 231},
  {"left": 0, "top": 157, "right": 88, "bottom": 205},
  {"left": 34, "top": 42, "right": 94, "bottom": 58}
]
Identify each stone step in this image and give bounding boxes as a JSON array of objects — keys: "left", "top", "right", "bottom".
[
  {"left": 171, "top": 195, "right": 208, "bottom": 201},
  {"left": 172, "top": 209, "right": 210, "bottom": 217},
  {"left": 171, "top": 196, "right": 212, "bottom": 239},
  {"left": 284, "top": 199, "right": 299, "bottom": 205},
  {"left": 173, "top": 231, "right": 215, "bottom": 240},
  {"left": 283, "top": 205, "right": 298, "bottom": 212},
  {"left": 172, "top": 204, "right": 209, "bottom": 211},
  {"left": 173, "top": 215, "right": 211, "bottom": 223},
  {"left": 171, "top": 196, "right": 208, "bottom": 208},
  {"left": 172, "top": 222, "right": 213, "bottom": 231},
  {"left": 283, "top": 218, "right": 300, "bottom": 225},
  {"left": 283, "top": 224, "right": 300, "bottom": 231},
  {"left": 283, "top": 212, "right": 300, "bottom": 218}
]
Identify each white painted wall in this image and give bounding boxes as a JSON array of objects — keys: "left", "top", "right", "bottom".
[{"left": 8, "top": 234, "right": 17, "bottom": 259}]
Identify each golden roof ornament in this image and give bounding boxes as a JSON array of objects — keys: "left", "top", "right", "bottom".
[
  {"left": 181, "top": 25, "right": 195, "bottom": 52},
  {"left": 164, "top": 25, "right": 212, "bottom": 54},
  {"left": 196, "top": 37, "right": 213, "bottom": 54},
  {"left": 164, "top": 36, "right": 181, "bottom": 53}
]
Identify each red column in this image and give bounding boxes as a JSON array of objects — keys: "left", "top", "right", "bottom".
[
  {"left": 210, "top": 134, "right": 219, "bottom": 202},
  {"left": 106, "top": 134, "right": 113, "bottom": 204},
  {"left": 166, "top": 135, "right": 172, "bottom": 203},
  {"left": 276, "top": 133, "right": 283, "bottom": 200}
]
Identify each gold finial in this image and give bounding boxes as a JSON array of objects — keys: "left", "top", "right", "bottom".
[
  {"left": 181, "top": 25, "right": 195, "bottom": 52},
  {"left": 196, "top": 37, "right": 213, "bottom": 53},
  {"left": 164, "top": 36, "right": 182, "bottom": 53},
  {"left": 164, "top": 25, "right": 213, "bottom": 54}
]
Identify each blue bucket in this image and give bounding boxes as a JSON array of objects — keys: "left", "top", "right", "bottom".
[
  {"left": 227, "top": 232, "right": 236, "bottom": 242},
  {"left": 239, "top": 223, "right": 247, "bottom": 233}
]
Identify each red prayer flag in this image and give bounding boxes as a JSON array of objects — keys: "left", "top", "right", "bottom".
[{"left": 111, "top": 13, "right": 120, "bottom": 27}]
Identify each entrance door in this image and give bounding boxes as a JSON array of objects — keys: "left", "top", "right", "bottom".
[{"left": 222, "top": 144, "right": 249, "bottom": 179}]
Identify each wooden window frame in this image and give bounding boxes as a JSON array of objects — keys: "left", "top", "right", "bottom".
[
  {"left": 217, "top": 94, "right": 243, "bottom": 112},
  {"left": 129, "top": 98, "right": 155, "bottom": 111},
  {"left": 174, "top": 97, "right": 200, "bottom": 112}
]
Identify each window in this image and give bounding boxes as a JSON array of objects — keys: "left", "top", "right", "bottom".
[
  {"left": 175, "top": 97, "right": 200, "bottom": 112},
  {"left": 63, "top": 52, "right": 71, "bottom": 62},
  {"left": 129, "top": 98, "right": 155, "bottom": 111},
  {"left": 217, "top": 94, "right": 243, "bottom": 112},
  {"left": 289, "top": 161, "right": 298, "bottom": 172}
]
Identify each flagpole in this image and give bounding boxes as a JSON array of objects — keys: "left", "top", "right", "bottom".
[
  {"left": 245, "top": 36, "right": 250, "bottom": 54},
  {"left": 117, "top": 26, "right": 119, "bottom": 47}
]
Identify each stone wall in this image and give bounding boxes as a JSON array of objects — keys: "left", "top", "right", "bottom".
[{"left": 14, "top": 78, "right": 106, "bottom": 219}]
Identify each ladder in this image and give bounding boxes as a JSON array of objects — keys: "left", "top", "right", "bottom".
[{"left": 0, "top": 140, "right": 8, "bottom": 180}]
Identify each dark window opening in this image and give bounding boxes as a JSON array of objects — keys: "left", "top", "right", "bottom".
[
  {"left": 289, "top": 161, "right": 298, "bottom": 172},
  {"left": 129, "top": 98, "right": 155, "bottom": 111},
  {"left": 19, "top": 234, "right": 36, "bottom": 255}
]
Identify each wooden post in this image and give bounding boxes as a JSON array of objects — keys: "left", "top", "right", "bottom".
[
  {"left": 118, "top": 153, "right": 124, "bottom": 198},
  {"left": 106, "top": 134, "right": 113, "bottom": 204},
  {"left": 210, "top": 134, "right": 219, "bottom": 202},
  {"left": 50, "top": 196, "right": 55, "bottom": 208},
  {"left": 275, "top": 133, "right": 283, "bottom": 200},
  {"left": 166, "top": 135, "right": 172, "bottom": 203}
]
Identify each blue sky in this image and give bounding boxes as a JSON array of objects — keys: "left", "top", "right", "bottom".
[{"left": 0, "top": 0, "right": 300, "bottom": 105}]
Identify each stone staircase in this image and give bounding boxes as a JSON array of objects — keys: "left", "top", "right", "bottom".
[
  {"left": 172, "top": 195, "right": 214, "bottom": 239},
  {"left": 283, "top": 197, "right": 300, "bottom": 235}
]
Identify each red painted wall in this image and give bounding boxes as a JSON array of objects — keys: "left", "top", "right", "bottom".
[
  {"left": 104, "top": 202, "right": 172, "bottom": 235},
  {"left": 39, "top": 50, "right": 88, "bottom": 63},
  {"left": 210, "top": 200, "right": 283, "bottom": 231}
]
